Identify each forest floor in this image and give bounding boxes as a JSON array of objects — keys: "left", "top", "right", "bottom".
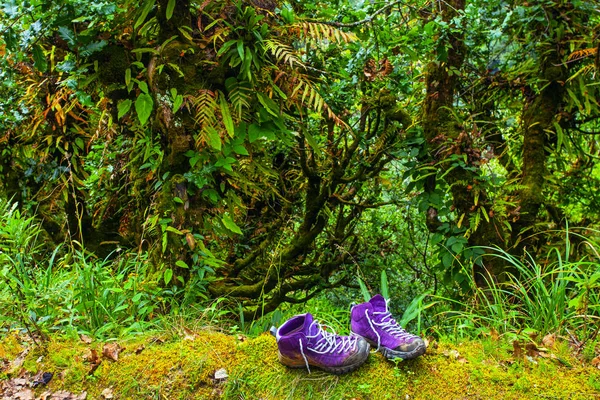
[{"left": 1, "top": 328, "right": 599, "bottom": 400}]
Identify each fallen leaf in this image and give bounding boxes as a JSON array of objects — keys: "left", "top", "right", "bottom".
[
  {"left": 134, "top": 345, "right": 145, "bottom": 355},
  {"left": 102, "top": 343, "right": 122, "bottom": 362},
  {"left": 541, "top": 333, "right": 556, "bottom": 348},
  {"left": 442, "top": 349, "right": 461, "bottom": 360},
  {"left": 183, "top": 327, "right": 196, "bottom": 341},
  {"left": 100, "top": 387, "right": 114, "bottom": 399},
  {"left": 79, "top": 335, "right": 93, "bottom": 344},
  {"left": 512, "top": 340, "right": 523, "bottom": 359},
  {"left": 12, "top": 388, "right": 35, "bottom": 400},
  {"left": 489, "top": 328, "right": 499, "bottom": 341},
  {"left": 10, "top": 349, "right": 30, "bottom": 373},
  {"left": 214, "top": 368, "right": 228, "bottom": 382},
  {"left": 591, "top": 356, "right": 600, "bottom": 368},
  {"left": 526, "top": 342, "right": 540, "bottom": 358},
  {"left": 84, "top": 349, "right": 102, "bottom": 375},
  {"left": 47, "top": 390, "right": 87, "bottom": 399}
]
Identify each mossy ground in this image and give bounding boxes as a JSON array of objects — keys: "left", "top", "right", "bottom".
[{"left": 1, "top": 330, "right": 599, "bottom": 399}]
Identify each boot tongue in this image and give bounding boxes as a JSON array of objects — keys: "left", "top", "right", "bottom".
[
  {"left": 303, "top": 313, "right": 321, "bottom": 336},
  {"left": 369, "top": 294, "right": 388, "bottom": 312}
]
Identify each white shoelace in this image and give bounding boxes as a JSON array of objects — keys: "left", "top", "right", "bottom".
[
  {"left": 365, "top": 303, "right": 411, "bottom": 351},
  {"left": 299, "top": 321, "right": 357, "bottom": 373}
]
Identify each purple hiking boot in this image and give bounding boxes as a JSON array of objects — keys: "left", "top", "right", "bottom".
[
  {"left": 351, "top": 294, "right": 426, "bottom": 360},
  {"left": 272, "top": 313, "right": 370, "bottom": 374}
]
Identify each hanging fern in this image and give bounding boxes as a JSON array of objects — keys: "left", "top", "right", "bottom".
[
  {"left": 264, "top": 39, "right": 305, "bottom": 69},
  {"left": 191, "top": 89, "right": 218, "bottom": 127},
  {"left": 225, "top": 77, "right": 252, "bottom": 119},
  {"left": 295, "top": 22, "right": 358, "bottom": 44}
]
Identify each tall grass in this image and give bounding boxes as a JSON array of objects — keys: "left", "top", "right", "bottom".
[
  {"left": 0, "top": 198, "right": 211, "bottom": 339},
  {"left": 435, "top": 230, "right": 600, "bottom": 341}
]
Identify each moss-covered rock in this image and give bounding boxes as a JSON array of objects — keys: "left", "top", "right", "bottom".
[{"left": 1, "top": 332, "right": 599, "bottom": 399}]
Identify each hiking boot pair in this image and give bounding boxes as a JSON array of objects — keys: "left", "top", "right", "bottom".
[{"left": 271, "top": 294, "right": 426, "bottom": 374}]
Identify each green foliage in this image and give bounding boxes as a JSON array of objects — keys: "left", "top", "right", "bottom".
[{"left": 434, "top": 230, "right": 600, "bottom": 340}]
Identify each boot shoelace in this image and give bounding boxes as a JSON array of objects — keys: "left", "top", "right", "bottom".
[
  {"left": 299, "top": 321, "right": 356, "bottom": 373},
  {"left": 365, "top": 304, "right": 413, "bottom": 352}
]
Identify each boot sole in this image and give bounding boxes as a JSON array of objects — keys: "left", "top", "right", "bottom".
[
  {"left": 361, "top": 337, "right": 427, "bottom": 360},
  {"left": 278, "top": 351, "right": 368, "bottom": 375}
]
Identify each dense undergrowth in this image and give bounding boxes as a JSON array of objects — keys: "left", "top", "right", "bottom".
[{"left": 2, "top": 197, "right": 600, "bottom": 346}]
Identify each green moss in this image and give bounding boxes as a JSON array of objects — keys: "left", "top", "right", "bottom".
[{"left": 1, "top": 333, "right": 599, "bottom": 399}]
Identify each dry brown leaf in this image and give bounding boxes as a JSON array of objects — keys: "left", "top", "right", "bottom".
[
  {"left": 100, "top": 387, "right": 114, "bottom": 399},
  {"left": 526, "top": 343, "right": 540, "bottom": 358},
  {"left": 79, "top": 335, "right": 93, "bottom": 344},
  {"left": 591, "top": 356, "right": 600, "bottom": 368},
  {"left": 134, "top": 345, "right": 145, "bottom": 355},
  {"left": 489, "top": 328, "right": 499, "bottom": 341},
  {"left": 512, "top": 340, "right": 523, "bottom": 359},
  {"left": 102, "top": 343, "right": 122, "bottom": 362},
  {"left": 10, "top": 349, "right": 30, "bottom": 373},
  {"left": 443, "top": 349, "right": 461, "bottom": 360},
  {"left": 84, "top": 349, "right": 102, "bottom": 375},
  {"left": 183, "top": 327, "right": 196, "bottom": 341},
  {"left": 47, "top": 390, "right": 87, "bottom": 399},
  {"left": 542, "top": 333, "right": 556, "bottom": 348},
  {"left": 12, "top": 388, "right": 35, "bottom": 400}
]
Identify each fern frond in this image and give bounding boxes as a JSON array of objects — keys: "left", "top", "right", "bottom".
[
  {"left": 295, "top": 22, "right": 357, "bottom": 44},
  {"left": 225, "top": 77, "right": 252, "bottom": 119},
  {"left": 264, "top": 39, "right": 305, "bottom": 69},
  {"left": 568, "top": 47, "right": 597, "bottom": 62},
  {"left": 567, "top": 64, "right": 596, "bottom": 82},
  {"left": 288, "top": 74, "right": 348, "bottom": 129},
  {"left": 191, "top": 89, "right": 218, "bottom": 127}
]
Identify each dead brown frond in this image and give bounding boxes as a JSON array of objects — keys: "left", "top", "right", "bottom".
[
  {"left": 295, "top": 22, "right": 358, "bottom": 44},
  {"left": 567, "top": 47, "right": 597, "bottom": 62}
]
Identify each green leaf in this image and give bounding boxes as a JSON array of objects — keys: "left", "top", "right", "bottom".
[
  {"left": 164, "top": 268, "right": 173, "bottom": 285},
  {"left": 173, "top": 95, "right": 183, "bottom": 113},
  {"left": 222, "top": 213, "right": 242, "bottom": 234},
  {"left": 58, "top": 26, "right": 76, "bottom": 47},
  {"left": 215, "top": 157, "right": 236, "bottom": 172},
  {"left": 135, "top": 93, "right": 154, "bottom": 125},
  {"left": 166, "top": 0, "right": 176, "bottom": 20},
  {"left": 302, "top": 129, "right": 322, "bottom": 156},
  {"left": 236, "top": 40, "right": 245, "bottom": 61},
  {"left": 118, "top": 99, "right": 133, "bottom": 119},
  {"left": 380, "top": 270, "right": 389, "bottom": 299},
  {"left": 32, "top": 45, "right": 47, "bottom": 72},
  {"left": 218, "top": 92, "right": 234, "bottom": 138},
  {"left": 257, "top": 93, "right": 279, "bottom": 117},
  {"left": 80, "top": 40, "right": 107, "bottom": 57},
  {"left": 358, "top": 277, "right": 371, "bottom": 302},
  {"left": 135, "top": 0, "right": 155, "bottom": 29},
  {"left": 125, "top": 68, "right": 131, "bottom": 86},
  {"left": 232, "top": 145, "right": 249, "bottom": 155},
  {"left": 138, "top": 81, "right": 149, "bottom": 94},
  {"left": 3, "top": 28, "right": 17, "bottom": 51},
  {"left": 175, "top": 260, "right": 189, "bottom": 269},
  {"left": 205, "top": 127, "right": 222, "bottom": 151},
  {"left": 248, "top": 124, "right": 275, "bottom": 143}
]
